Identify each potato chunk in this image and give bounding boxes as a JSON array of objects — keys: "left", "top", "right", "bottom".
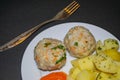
[
  {"left": 71, "top": 56, "right": 95, "bottom": 70},
  {"left": 76, "top": 70, "right": 97, "bottom": 80},
  {"left": 103, "top": 49, "right": 120, "bottom": 61},
  {"left": 96, "top": 72, "right": 117, "bottom": 80},
  {"left": 69, "top": 67, "right": 81, "bottom": 80},
  {"left": 104, "top": 39, "right": 119, "bottom": 50},
  {"left": 93, "top": 53, "right": 117, "bottom": 73},
  {"left": 68, "top": 38, "right": 120, "bottom": 80},
  {"left": 96, "top": 38, "right": 119, "bottom": 54}
]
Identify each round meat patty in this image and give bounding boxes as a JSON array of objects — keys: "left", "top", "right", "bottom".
[
  {"left": 34, "top": 38, "right": 66, "bottom": 71},
  {"left": 64, "top": 26, "right": 96, "bottom": 58}
]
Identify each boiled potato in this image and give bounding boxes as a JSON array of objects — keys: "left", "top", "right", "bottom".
[
  {"left": 67, "top": 75, "right": 73, "bottom": 80},
  {"left": 76, "top": 70, "right": 97, "bottom": 80},
  {"left": 93, "top": 53, "right": 117, "bottom": 73},
  {"left": 96, "top": 39, "right": 119, "bottom": 54},
  {"left": 68, "top": 54, "right": 120, "bottom": 80},
  {"left": 71, "top": 56, "right": 95, "bottom": 70},
  {"left": 69, "top": 67, "right": 81, "bottom": 80},
  {"left": 113, "top": 61, "right": 120, "bottom": 79},
  {"left": 114, "top": 69, "right": 120, "bottom": 80},
  {"left": 68, "top": 38, "right": 120, "bottom": 80},
  {"left": 96, "top": 72, "right": 117, "bottom": 80},
  {"left": 69, "top": 56, "right": 97, "bottom": 80},
  {"left": 96, "top": 40, "right": 105, "bottom": 53},
  {"left": 103, "top": 49, "right": 120, "bottom": 61},
  {"left": 104, "top": 39, "right": 119, "bottom": 50},
  {"left": 71, "top": 59, "right": 80, "bottom": 68}
]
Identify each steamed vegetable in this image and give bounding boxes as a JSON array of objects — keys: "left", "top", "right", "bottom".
[{"left": 40, "top": 72, "right": 67, "bottom": 80}]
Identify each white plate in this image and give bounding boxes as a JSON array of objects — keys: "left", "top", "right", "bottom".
[{"left": 21, "top": 22, "right": 119, "bottom": 80}]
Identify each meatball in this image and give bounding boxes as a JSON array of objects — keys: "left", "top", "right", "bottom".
[
  {"left": 64, "top": 26, "right": 96, "bottom": 58},
  {"left": 34, "top": 38, "right": 66, "bottom": 71}
]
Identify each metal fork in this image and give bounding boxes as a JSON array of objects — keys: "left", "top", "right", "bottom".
[{"left": 0, "top": 1, "right": 80, "bottom": 52}]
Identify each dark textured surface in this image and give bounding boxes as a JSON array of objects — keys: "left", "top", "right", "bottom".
[{"left": 0, "top": 0, "right": 120, "bottom": 80}]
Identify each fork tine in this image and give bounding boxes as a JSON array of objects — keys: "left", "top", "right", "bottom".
[
  {"left": 64, "top": 1, "right": 80, "bottom": 15},
  {"left": 66, "top": 1, "right": 77, "bottom": 10},
  {"left": 65, "top": 1, "right": 76, "bottom": 9},
  {"left": 69, "top": 3, "right": 80, "bottom": 15}
]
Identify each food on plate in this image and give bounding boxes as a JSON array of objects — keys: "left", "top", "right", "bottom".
[
  {"left": 40, "top": 71, "right": 67, "bottom": 80},
  {"left": 93, "top": 53, "right": 118, "bottom": 74},
  {"left": 96, "top": 38, "right": 119, "bottom": 54},
  {"left": 68, "top": 69, "right": 97, "bottom": 80},
  {"left": 96, "top": 72, "right": 119, "bottom": 80},
  {"left": 34, "top": 38, "right": 66, "bottom": 71},
  {"left": 103, "top": 49, "right": 120, "bottom": 61},
  {"left": 64, "top": 26, "right": 96, "bottom": 58},
  {"left": 75, "top": 70, "right": 97, "bottom": 80},
  {"left": 67, "top": 55, "right": 99, "bottom": 80},
  {"left": 67, "top": 45, "right": 120, "bottom": 80},
  {"left": 68, "top": 67, "right": 81, "bottom": 80},
  {"left": 71, "top": 56, "right": 95, "bottom": 70},
  {"left": 96, "top": 38, "right": 120, "bottom": 61}
]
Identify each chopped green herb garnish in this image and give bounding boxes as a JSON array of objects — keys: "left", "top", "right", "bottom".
[
  {"left": 98, "top": 47, "right": 102, "bottom": 50},
  {"left": 115, "top": 41, "right": 118, "bottom": 45},
  {"left": 104, "top": 65, "right": 106, "bottom": 68},
  {"left": 99, "top": 75, "right": 102, "bottom": 79},
  {"left": 51, "top": 47, "right": 57, "bottom": 50},
  {"left": 83, "top": 61, "right": 85, "bottom": 63},
  {"left": 96, "top": 73, "right": 101, "bottom": 80},
  {"left": 112, "top": 47, "right": 115, "bottom": 49},
  {"left": 56, "top": 53, "right": 66, "bottom": 64},
  {"left": 74, "top": 42, "right": 78, "bottom": 46},
  {"left": 51, "top": 44, "right": 65, "bottom": 51},
  {"left": 57, "top": 45, "right": 66, "bottom": 51},
  {"left": 88, "top": 57, "right": 90, "bottom": 60},
  {"left": 44, "top": 42, "right": 51, "bottom": 47},
  {"left": 108, "top": 76, "right": 112, "bottom": 79}
]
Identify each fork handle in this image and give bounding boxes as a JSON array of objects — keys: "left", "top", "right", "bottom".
[{"left": 0, "top": 18, "right": 55, "bottom": 52}]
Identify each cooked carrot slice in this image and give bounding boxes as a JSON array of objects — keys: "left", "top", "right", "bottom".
[{"left": 40, "top": 72, "right": 67, "bottom": 80}]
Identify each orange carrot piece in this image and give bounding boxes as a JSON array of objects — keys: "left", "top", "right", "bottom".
[{"left": 40, "top": 72, "right": 67, "bottom": 80}]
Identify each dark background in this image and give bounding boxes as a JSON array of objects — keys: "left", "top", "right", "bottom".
[{"left": 0, "top": 0, "right": 119, "bottom": 80}]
